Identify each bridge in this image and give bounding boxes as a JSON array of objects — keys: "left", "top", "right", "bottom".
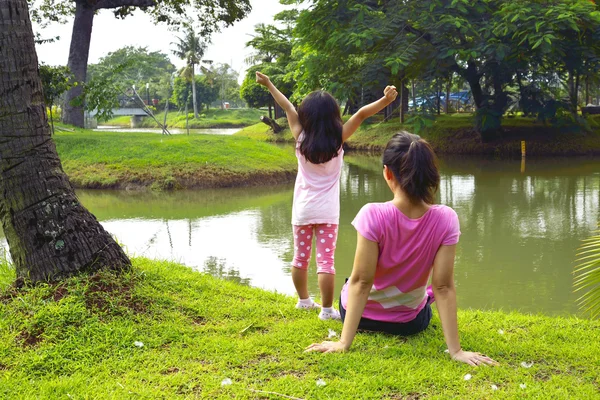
[{"left": 86, "top": 107, "right": 148, "bottom": 117}]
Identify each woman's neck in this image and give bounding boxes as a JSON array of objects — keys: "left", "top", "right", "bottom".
[{"left": 390, "top": 192, "right": 430, "bottom": 219}]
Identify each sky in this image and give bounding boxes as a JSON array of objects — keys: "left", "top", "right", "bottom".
[{"left": 33, "top": 0, "right": 290, "bottom": 82}]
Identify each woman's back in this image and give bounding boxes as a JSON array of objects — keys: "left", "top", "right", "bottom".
[{"left": 341, "top": 201, "right": 460, "bottom": 323}]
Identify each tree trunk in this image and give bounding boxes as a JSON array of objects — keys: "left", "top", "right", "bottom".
[
  {"left": 62, "top": 1, "right": 95, "bottom": 127},
  {"left": 412, "top": 80, "right": 417, "bottom": 112},
  {"left": 445, "top": 76, "right": 452, "bottom": 114},
  {"left": 268, "top": 103, "right": 273, "bottom": 119},
  {"left": 185, "top": 100, "right": 189, "bottom": 135},
  {"left": 49, "top": 103, "right": 55, "bottom": 135},
  {"left": 0, "top": 0, "right": 131, "bottom": 283},
  {"left": 399, "top": 80, "right": 405, "bottom": 124},
  {"left": 260, "top": 116, "right": 283, "bottom": 133},
  {"left": 436, "top": 81, "right": 441, "bottom": 115},
  {"left": 191, "top": 65, "right": 199, "bottom": 119}
]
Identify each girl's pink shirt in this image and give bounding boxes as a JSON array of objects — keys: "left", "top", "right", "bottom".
[
  {"left": 341, "top": 202, "right": 461, "bottom": 323},
  {"left": 291, "top": 134, "right": 344, "bottom": 226}
]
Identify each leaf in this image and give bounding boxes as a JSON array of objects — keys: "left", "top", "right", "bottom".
[
  {"left": 573, "top": 227, "right": 600, "bottom": 318},
  {"left": 532, "top": 39, "right": 543, "bottom": 49}
]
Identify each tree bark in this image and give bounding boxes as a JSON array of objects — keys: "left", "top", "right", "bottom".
[
  {"left": 260, "top": 116, "right": 283, "bottom": 133},
  {"left": 0, "top": 0, "right": 131, "bottom": 283},
  {"left": 191, "top": 64, "right": 199, "bottom": 119},
  {"left": 62, "top": 1, "right": 95, "bottom": 127},
  {"left": 445, "top": 76, "right": 452, "bottom": 114}
]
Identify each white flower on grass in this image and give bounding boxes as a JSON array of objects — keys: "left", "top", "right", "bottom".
[
  {"left": 463, "top": 374, "right": 472, "bottom": 381},
  {"left": 498, "top": 329, "right": 505, "bottom": 335},
  {"left": 521, "top": 361, "right": 534, "bottom": 368},
  {"left": 134, "top": 341, "right": 144, "bottom": 348},
  {"left": 444, "top": 349, "right": 450, "bottom": 353},
  {"left": 316, "top": 379, "right": 327, "bottom": 387},
  {"left": 520, "top": 384, "right": 527, "bottom": 389},
  {"left": 491, "top": 385, "right": 498, "bottom": 391},
  {"left": 328, "top": 329, "right": 338, "bottom": 338},
  {"left": 221, "top": 378, "right": 233, "bottom": 386}
]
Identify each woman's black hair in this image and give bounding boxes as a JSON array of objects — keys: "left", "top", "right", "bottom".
[
  {"left": 297, "top": 91, "right": 343, "bottom": 164},
  {"left": 382, "top": 132, "right": 440, "bottom": 204}
]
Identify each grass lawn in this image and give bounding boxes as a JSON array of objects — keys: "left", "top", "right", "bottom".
[
  {"left": 0, "top": 258, "right": 598, "bottom": 399},
  {"left": 105, "top": 109, "right": 267, "bottom": 129},
  {"left": 53, "top": 125, "right": 297, "bottom": 189},
  {"left": 237, "top": 114, "right": 600, "bottom": 157}
]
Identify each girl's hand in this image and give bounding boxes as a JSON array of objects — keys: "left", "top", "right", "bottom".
[
  {"left": 255, "top": 71, "right": 271, "bottom": 86},
  {"left": 451, "top": 350, "right": 498, "bottom": 367},
  {"left": 384, "top": 85, "right": 398, "bottom": 103},
  {"left": 304, "top": 341, "right": 348, "bottom": 354}
]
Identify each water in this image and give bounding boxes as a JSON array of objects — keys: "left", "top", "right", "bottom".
[
  {"left": 95, "top": 126, "right": 241, "bottom": 135},
  {"left": 1, "top": 155, "right": 599, "bottom": 316}
]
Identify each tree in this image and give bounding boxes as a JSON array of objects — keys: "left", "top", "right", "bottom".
[
  {"left": 0, "top": 0, "right": 130, "bottom": 283},
  {"left": 172, "top": 27, "right": 212, "bottom": 119},
  {"left": 36, "top": 0, "right": 252, "bottom": 127},
  {"left": 240, "top": 64, "right": 291, "bottom": 118},
  {"left": 87, "top": 46, "right": 176, "bottom": 103},
  {"left": 39, "top": 64, "right": 73, "bottom": 134},
  {"left": 171, "top": 75, "right": 218, "bottom": 112}
]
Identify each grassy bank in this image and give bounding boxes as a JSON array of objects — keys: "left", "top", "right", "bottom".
[
  {"left": 0, "top": 258, "right": 598, "bottom": 399},
  {"left": 53, "top": 126, "right": 297, "bottom": 190},
  {"left": 237, "top": 114, "right": 600, "bottom": 156},
  {"left": 105, "top": 108, "right": 266, "bottom": 129}
]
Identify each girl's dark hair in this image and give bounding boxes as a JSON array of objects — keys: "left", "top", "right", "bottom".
[
  {"left": 382, "top": 132, "right": 440, "bottom": 204},
  {"left": 297, "top": 91, "right": 343, "bottom": 164}
]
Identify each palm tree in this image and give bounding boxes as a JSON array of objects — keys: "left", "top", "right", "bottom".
[
  {"left": 574, "top": 225, "right": 600, "bottom": 319},
  {"left": 172, "top": 27, "right": 210, "bottom": 119}
]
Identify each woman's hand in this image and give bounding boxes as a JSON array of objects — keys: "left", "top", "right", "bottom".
[
  {"left": 384, "top": 85, "right": 398, "bottom": 103},
  {"left": 451, "top": 350, "right": 498, "bottom": 367},
  {"left": 304, "top": 341, "right": 349, "bottom": 354},
  {"left": 255, "top": 71, "right": 271, "bottom": 86}
]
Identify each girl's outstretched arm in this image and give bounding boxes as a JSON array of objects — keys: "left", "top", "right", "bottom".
[
  {"left": 432, "top": 245, "right": 498, "bottom": 366},
  {"left": 305, "top": 233, "right": 378, "bottom": 353},
  {"left": 256, "top": 72, "right": 303, "bottom": 140},
  {"left": 342, "top": 85, "right": 398, "bottom": 142}
]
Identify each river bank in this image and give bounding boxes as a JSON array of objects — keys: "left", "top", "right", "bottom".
[
  {"left": 53, "top": 127, "right": 297, "bottom": 190},
  {"left": 105, "top": 108, "right": 266, "bottom": 130},
  {"left": 0, "top": 258, "right": 598, "bottom": 399},
  {"left": 236, "top": 114, "right": 600, "bottom": 157}
]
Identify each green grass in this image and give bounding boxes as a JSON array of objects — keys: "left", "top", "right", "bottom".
[
  {"left": 105, "top": 108, "right": 267, "bottom": 129},
  {"left": 0, "top": 258, "right": 598, "bottom": 399},
  {"left": 53, "top": 125, "right": 297, "bottom": 189},
  {"left": 238, "top": 114, "right": 600, "bottom": 156}
]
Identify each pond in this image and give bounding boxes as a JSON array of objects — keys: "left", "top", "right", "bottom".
[
  {"left": 1, "top": 155, "right": 599, "bottom": 316},
  {"left": 94, "top": 126, "right": 241, "bottom": 135}
]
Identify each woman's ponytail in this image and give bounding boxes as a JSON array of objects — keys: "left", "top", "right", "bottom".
[{"left": 382, "top": 132, "right": 440, "bottom": 204}]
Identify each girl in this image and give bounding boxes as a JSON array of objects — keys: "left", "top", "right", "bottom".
[
  {"left": 306, "top": 132, "right": 498, "bottom": 366},
  {"left": 256, "top": 72, "right": 398, "bottom": 320}
]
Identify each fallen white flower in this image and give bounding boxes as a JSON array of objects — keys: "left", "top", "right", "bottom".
[
  {"left": 520, "top": 383, "right": 527, "bottom": 389},
  {"left": 463, "top": 374, "right": 472, "bottom": 381},
  {"left": 316, "top": 379, "right": 327, "bottom": 387},
  {"left": 221, "top": 378, "right": 233, "bottom": 386},
  {"left": 491, "top": 385, "right": 498, "bottom": 391},
  {"left": 498, "top": 329, "right": 505, "bottom": 335},
  {"left": 133, "top": 341, "right": 144, "bottom": 348},
  {"left": 521, "top": 361, "right": 534, "bottom": 368},
  {"left": 327, "top": 329, "right": 338, "bottom": 338},
  {"left": 444, "top": 349, "right": 450, "bottom": 353}
]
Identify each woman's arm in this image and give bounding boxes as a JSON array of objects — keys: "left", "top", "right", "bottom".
[
  {"left": 342, "top": 86, "right": 398, "bottom": 142},
  {"left": 256, "top": 72, "right": 303, "bottom": 140},
  {"left": 305, "top": 233, "right": 378, "bottom": 353},
  {"left": 432, "top": 245, "right": 498, "bottom": 366}
]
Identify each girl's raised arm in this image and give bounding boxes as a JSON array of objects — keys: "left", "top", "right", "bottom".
[
  {"left": 342, "top": 86, "right": 398, "bottom": 142},
  {"left": 432, "top": 245, "right": 498, "bottom": 366},
  {"left": 256, "top": 72, "right": 303, "bottom": 140}
]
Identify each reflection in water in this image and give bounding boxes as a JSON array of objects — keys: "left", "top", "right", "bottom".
[{"left": 0, "top": 156, "right": 598, "bottom": 316}]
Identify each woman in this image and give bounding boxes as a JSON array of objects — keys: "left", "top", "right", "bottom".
[{"left": 306, "top": 132, "right": 497, "bottom": 366}]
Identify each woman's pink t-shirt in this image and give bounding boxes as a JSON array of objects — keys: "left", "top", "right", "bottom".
[
  {"left": 341, "top": 202, "right": 461, "bottom": 323},
  {"left": 291, "top": 135, "right": 344, "bottom": 226}
]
